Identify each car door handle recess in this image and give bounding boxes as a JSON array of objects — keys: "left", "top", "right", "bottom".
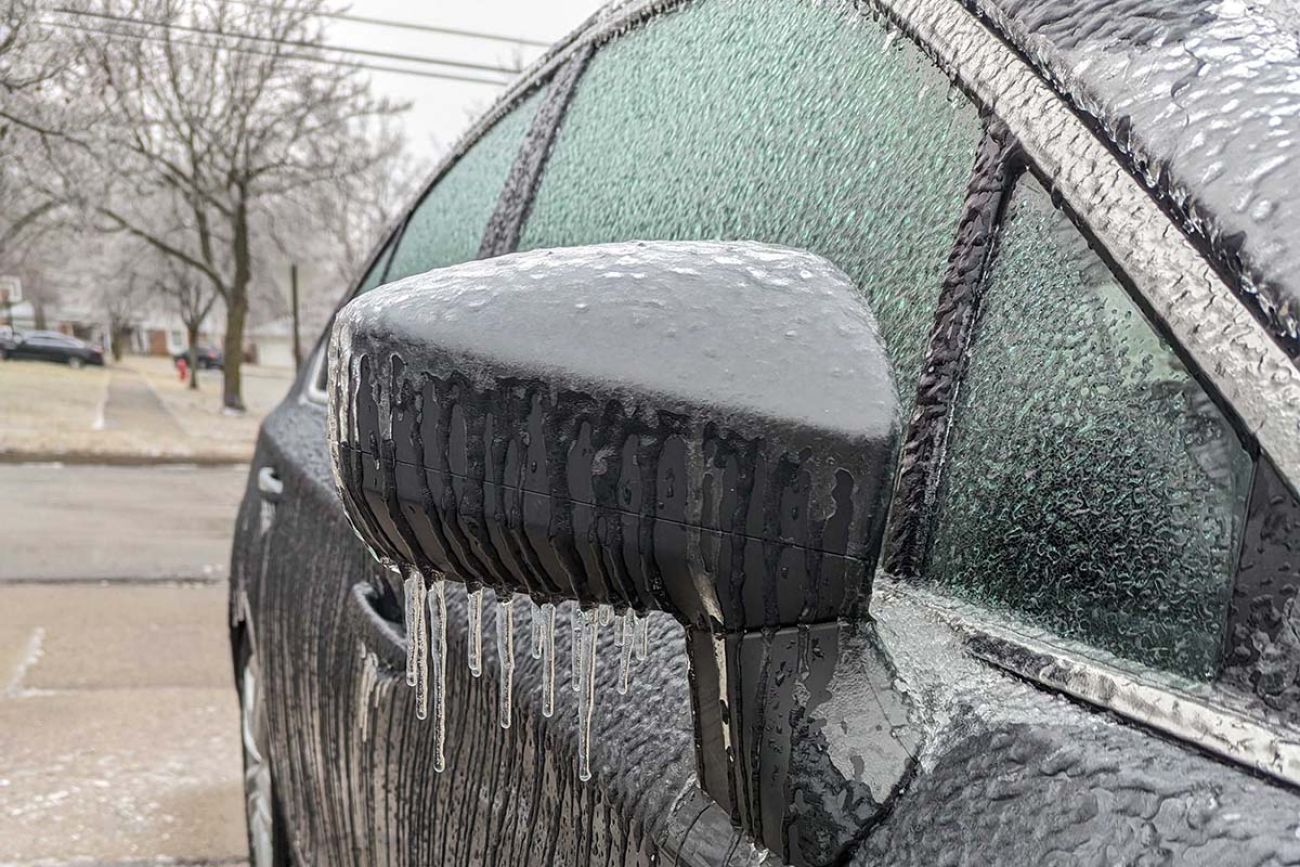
[
  {"left": 328, "top": 241, "right": 918, "bottom": 866},
  {"left": 257, "top": 466, "right": 283, "bottom": 500}
]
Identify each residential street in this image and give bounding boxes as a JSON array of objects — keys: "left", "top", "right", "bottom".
[
  {"left": 0, "top": 463, "right": 250, "bottom": 866},
  {"left": 0, "top": 464, "right": 247, "bottom": 582}
]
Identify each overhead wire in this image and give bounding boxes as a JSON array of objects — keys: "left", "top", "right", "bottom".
[
  {"left": 52, "top": 7, "right": 525, "bottom": 75},
  {"left": 42, "top": 17, "right": 514, "bottom": 86},
  {"left": 222, "top": 0, "right": 551, "bottom": 48}
]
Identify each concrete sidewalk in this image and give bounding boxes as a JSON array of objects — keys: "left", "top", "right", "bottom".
[{"left": 0, "top": 583, "right": 247, "bottom": 865}]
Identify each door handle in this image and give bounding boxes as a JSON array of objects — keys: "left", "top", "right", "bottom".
[{"left": 257, "top": 466, "right": 283, "bottom": 501}]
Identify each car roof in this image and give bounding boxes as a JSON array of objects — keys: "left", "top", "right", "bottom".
[{"left": 970, "top": 0, "right": 1300, "bottom": 357}]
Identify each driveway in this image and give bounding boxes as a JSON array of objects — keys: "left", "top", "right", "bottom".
[{"left": 0, "top": 463, "right": 252, "bottom": 865}]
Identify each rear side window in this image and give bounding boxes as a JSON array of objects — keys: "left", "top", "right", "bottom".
[
  {"left": 383, "top": 86, "right": 547, "bottom": 285},
  {"left": 926, "top": 175, "right": 1253, "bottom": 679},
  {"left": 517, "top": 0, "right": 981, "bottom": 414}
]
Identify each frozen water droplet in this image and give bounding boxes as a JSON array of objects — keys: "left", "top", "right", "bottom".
[
  {"left": 635, "top": 611, "right": 650, "bottom": 661},
  {"left": 576, "top": 608, "right": 599, "bottom": 783},
  {"left": 426, "top": 576, "right": 447, "bottom": 772},
  {"left": 404, "top": 570, "right": 429, "bottom": 721},
  {"left": 530, "top": 600, "right": 544, "bottom": 660},
  {"left": 570, "top": 606, "right": 582, "bottom": 693},
  {"left": 542, "top": 604, "right": 556, "bottom": 719},
  {"left": 617, "top": 615, "right": 633, "bottom": 695},
  {"left": 468, "top": 587, "right": 484, "bottom": 678},
  {"left": 402, "top": 572, "right": 421, "bottom": 687},
  {"left": 497, "top": 594, "right": 515, "bottom": 729}
]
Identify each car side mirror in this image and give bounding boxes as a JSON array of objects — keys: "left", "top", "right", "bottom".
[{"left": 328, "top": 240, "right": 910, "bottom": 865}]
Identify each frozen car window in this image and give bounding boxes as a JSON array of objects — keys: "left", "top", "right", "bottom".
[
  {"left": 927, "top": 174, "right": 1253, "bottom": 680},
  {"left": 383, "top": 86, "right": 547, "bottom": 285},
  {"left": 518, "top": 0, "right": 981, "bottom": 416}
]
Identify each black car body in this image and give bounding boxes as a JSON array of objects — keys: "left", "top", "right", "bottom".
[
  {"left": 2, "top": 330, "right": 104, "bottom": 368},
  {"left": 174, "top": 345, "right": 223, "bottom": 370},
  {"left": 230, "top": 1, "right": 1300, "bottom": 864}
]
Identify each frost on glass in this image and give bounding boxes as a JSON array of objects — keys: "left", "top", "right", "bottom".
[
  {"left": 927, "top": 176, "right": 1253, "bottom": 679},
  {"left": 383, "top": 87, "right": 546, "bottom": 284},
  {"left": 518, "top": 0, "right": 980, "bottom": 414}
]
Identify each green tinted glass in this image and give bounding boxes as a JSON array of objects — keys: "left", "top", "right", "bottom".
[
  {"left": 384, "top": 87, "right": 546, "bottom": 284},
  {"left": 519, "top": 0, "right": 980, "bottom": 414},
  {"left": 928, "top": 176, "right": 1252, "bottom": 679}
]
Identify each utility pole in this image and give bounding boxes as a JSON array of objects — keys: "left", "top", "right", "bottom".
[{"left": 290, "top": 263, "right": 302, "bottom": 372}]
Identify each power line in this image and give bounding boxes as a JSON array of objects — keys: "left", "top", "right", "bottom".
[
  {"left": 43, "top": 18, "right": 511, "bottom": 86},
  {"left": 54, "top": 7, "right": 523, "bottom": 75},
  {"left": 225, "top": 0, "right": 551, "bottom": 49}
]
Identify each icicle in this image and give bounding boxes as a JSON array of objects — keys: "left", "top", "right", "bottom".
[
  {"left": 575, "top": 608, "right": 600, "bottom": 782},
  {"left": 635, "top": 611, "right": 650, "bottom": 661},
  {"left": 406, "top": 570, "right": 428, "bottom": 721},
  {"left": 426, "top": 576, "right": 447, "bottom": 772},
  {"left": 542, "top": 603, "right": 556, "bottom": 718},
  {"left": 570, "top": 605, "right": 582, "bottom": 692},
  {"left": 497, "top": 594, "right": 515, "bottom": 729},
  {"left": 598, "top": 603, "right": 614, "bottom": 626},
  {"left": 617, "top": 614, "right": 633, "bottom": 695},
  {"left": 403, "top": 572, "right": 422, "bottom": 687},
  {"left": 467, "top": 587, "right": 483, "bottom": 678},
  {"left": 530, "top": 601, "right": 544, "bottom": 660}
]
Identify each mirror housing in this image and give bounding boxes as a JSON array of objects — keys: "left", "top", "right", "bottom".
[{"left": 329, "top": 241, "right": 908, "bottom": 864}]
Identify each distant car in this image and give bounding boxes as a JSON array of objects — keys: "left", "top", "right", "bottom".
[
  {"left": 173, "top": 345, "right": 223, "bottom": 369},
  {"left": 1, "top": 331, "right": 104, "bottom": 368}
]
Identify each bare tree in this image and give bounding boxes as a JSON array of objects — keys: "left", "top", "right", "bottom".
[
  {"left": 154, "top": 257, "right": 219, "bottom": 388},
  {"left": 55, "top": 0, "right": 401, "bottom": 410}
]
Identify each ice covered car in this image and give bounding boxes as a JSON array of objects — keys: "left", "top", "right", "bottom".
[{"left": 230, "top": 0, "right": 1300, "bottom": 864}]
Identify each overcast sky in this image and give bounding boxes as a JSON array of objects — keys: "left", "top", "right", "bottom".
[{"left": 323, "top": 1, "right": 605, "bottom": 156}]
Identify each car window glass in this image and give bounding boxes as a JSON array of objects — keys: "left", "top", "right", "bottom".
[
  {"left": 926, "top": 174, "right": 1253, "bottom": 679},
  {"left": 518, "top": 0, "right": 981, "bottom": 418},
  {"left": 383, "top": 86, "right": 547, "bottom": 285}
]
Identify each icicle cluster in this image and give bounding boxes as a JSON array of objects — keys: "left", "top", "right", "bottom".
[{"left": 396, "top": 568, "right": 654, "bottom": 784}]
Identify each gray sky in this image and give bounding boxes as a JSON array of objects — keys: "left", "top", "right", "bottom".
[{"left": 322, "top": 1, "right": 605, "bottom": 155}]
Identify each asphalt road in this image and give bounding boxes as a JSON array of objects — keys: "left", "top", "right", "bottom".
[
  {"left": 0, "top": 463, "right": 252, "bottom": 866},
  {"left": 0, "top": 463, "right": 248, "bottom": 581}
]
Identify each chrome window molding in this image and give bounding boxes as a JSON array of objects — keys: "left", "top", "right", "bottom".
[
  {"left": 303, "top": 345, "right": 328, "bottom": 406},
  {"left": 886, "top": 578, "right": 1300, "bottom": 789},
  {"left": 867, "top": 0, "right": 1300, "bottom": 493}
]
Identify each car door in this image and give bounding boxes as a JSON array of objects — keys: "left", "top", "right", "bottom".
[{"left": 238, "top": 0, "right": 991, "bottom": 863}]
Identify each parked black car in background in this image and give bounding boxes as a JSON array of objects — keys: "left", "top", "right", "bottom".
[
  {"left": 1, "top": 330, "right": 104, "bottom": 368},
  {"left": 230, "top": 0, "right": 1300, "bottom": 865},
  {"left": 173, "top": 345, "right": 223, "bottom": 370}
]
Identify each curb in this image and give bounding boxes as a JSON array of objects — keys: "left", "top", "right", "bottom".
[{"left": 0, "top": 451, "right": 250, "bottom": 467}]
